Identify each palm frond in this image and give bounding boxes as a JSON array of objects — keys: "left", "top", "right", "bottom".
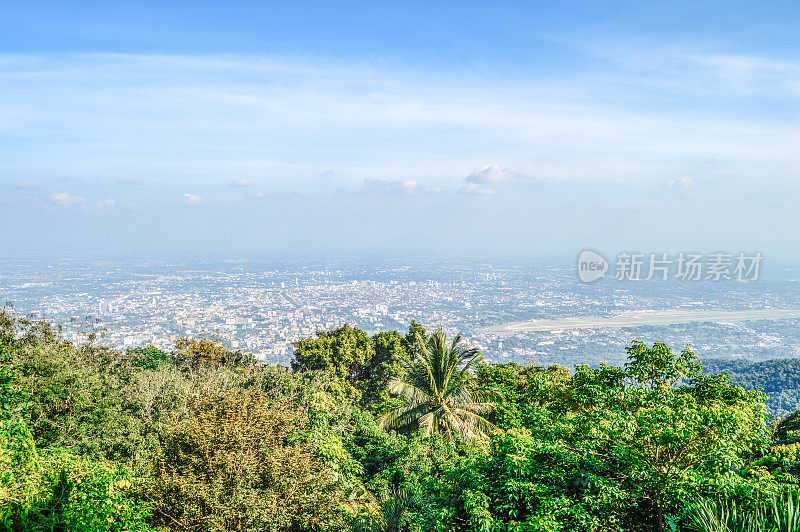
[
  {"left": 459, "top": 350, "right": 483, "bottom": 375},
  {"left": 453, "top": 408, "right": 499, "bottom": 439},
  {"left": 380, "top": 402, "right": 432, "bottom": 431},
  {"left": 459, "top": 401, "right": 498, "bottom": 415},
  {"left": 386, "top": 379, "right": 429, "bottom": 406},
  {"left": 442, "top": 381, "right": 473, "bottom": 405},
  {"left": 682, "top": 499, "right": 766, "bottom": 532},
  {"left": 770, "top": 490, "right": 800, "bottom": 532},
  {"left": 470, "top": 388, "right": 504, "bottom": 404},
  {"left": 382, "top": 489, "right": 411, "bottom": 532},
  {"left": 348, "top": 489, "right": 412, "bottom": 532},
  {"left": 418, "top": 410, "right": 437, "bottom": 436}
]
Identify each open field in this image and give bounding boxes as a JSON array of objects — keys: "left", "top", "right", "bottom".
[{"left": 484, "top": 309, "right": 800, "bottom": 333}]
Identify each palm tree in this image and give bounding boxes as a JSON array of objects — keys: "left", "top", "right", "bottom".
[{"left": 379, "top": 328, "right": 499, "bottom": 441}]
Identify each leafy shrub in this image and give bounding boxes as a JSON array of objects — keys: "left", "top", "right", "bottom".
[
  {"left": 127, "top": 345, "right": 171, "bottom": 370},
  {"left": 174, "top": 337, "right": 253, "bottom": 369},
  {"left": 0, "top": 341, "right": 39, "bottom": 521},
  {"left": 2, "top": 450, "right": 153, "bottom": 531},
  {"left": 149, "top": 383, "right": 345, "bottom": 531},
  {"left": 12, "top": 337, "right": 149, "bottom": 461}
]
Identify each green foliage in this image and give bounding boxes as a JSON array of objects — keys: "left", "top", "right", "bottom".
[
  {"left": 127, "top": 345, "right": 171, "bottom": 369},
  {"left": 0, "top": 338, "right": 39, "bottom": 520},
  {"left": 380, "top": 328, "right": 499, "bottom": 442},
  {"left": 753, "top": 442, "right": 800, "bottom": 485},
  {"left": 702, "top": 359, "right": 800, "bottom": 418},
  {"left": 426, "top": 427, "right": 596, "bottom": 531},
  {"left": 0, "top": 310, "right": 358, "bottom": 531},
  {"left": 292, "top": 323, "right": 375, "bottom": 380},
  {"left": 291, "top": 324, "right": 410, "bottom": 409},
  {"left": 552, "top": 343, "right": 770, "bottom": 531},
  {"left": 424, "top": 341, "right": 776, "bottom": 532},
  {"left": 349, "top": 489, "right": 413, "bottom": 532},
  {"left": 149, "top": 383, "right": 344, "bottom": 531},
  {"left": 774, "top": 412, "right": 800, "bottom": 446},
  {"left": 0, "top": 415, "right": 37, "bottom": 521},
  {"left": 5, "top": 453, "right": 154, "bottom": 532},
  {"left": 3, "top": 306, "right": 799, "bottom": 532},
  {"left": 404, "top": 320, "right": 429, "bottom": 361},
  {"left": 174, "top": 336, "right": 253, "bottom": 368},
  {"left": 367, "top": 331, "right": 409, "bottom": 409},
  {"left": 624, "top": 339, "right": 702, "bottom": 387},
  {"left": 476, "top": 362, "right": 569, "bottom": 428},
  {"left": 681, "top": 490, "right": 800, "bottom": 532},
  {"left": 12, "top": 332, "right": 151, "bottom": 460},
  {"left": 0, "top": 309, "right": 153, "bottom": 530}
]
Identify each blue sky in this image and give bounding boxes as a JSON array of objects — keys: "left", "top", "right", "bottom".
[{"left": 1, "top": 1, "right": 799, "bottom": 256}]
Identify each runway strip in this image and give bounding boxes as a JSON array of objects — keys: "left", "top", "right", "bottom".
[{"left": 484, "top": 309, "right": 800, "bottom": 333}]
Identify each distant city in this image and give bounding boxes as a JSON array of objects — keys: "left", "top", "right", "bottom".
[{"left": 2, "top": 254, "right": 799, "bottom": 367}]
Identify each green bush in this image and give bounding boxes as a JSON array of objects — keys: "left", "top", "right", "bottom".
[
  {"left": 148, "top": 383, "right": 345, "bottom": 532},
  {"left": 2, "top": 451, "right": 153, "bottom": 532}
]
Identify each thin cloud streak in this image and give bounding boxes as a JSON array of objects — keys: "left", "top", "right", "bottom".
[
  {"left": 1, "top": 51, "right": 799, "bottom": 255},
  {"left": 1, "top": 52, "right": 799, "bottom": 193}
]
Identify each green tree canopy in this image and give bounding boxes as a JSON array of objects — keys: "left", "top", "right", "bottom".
[
  {"left": 427, "top": 341, "right": 773, "bottom": 532},
  {"left": 291, "top": 324, "right": 410, "bottom": 408}
]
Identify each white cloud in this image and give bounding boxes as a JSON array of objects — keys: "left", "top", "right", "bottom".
[
  {"left": 460, "top": 182, "right": 496, "bottom": 195},
  {"left": 685, "top": 53, "right": 800, "bottom": 96},
  {"left": 96, "top": 198, "right": 115, "bottom": 210},
  {"left": 399, "top": 180, "right": 420, "bottom": 194},
  {"left": 361, "top": 178, "right": 424, "bottom": 195},
  {"left": 15, "top": 181, "right": 40, "bottom": 189},
  {"left": 247, "top": 190, "right": 307, "bottom": 201},
  {"left": 460, "top": 164, "right": 533, "bottom": 195},
  {"left": 51, "top": 192, "right": 86, "bottom": 206},
  {"left": 665, "top": 176, "right": 696, "bottom": 189},
  {"left": 465, "top": 164, "right": 532, "bottom": 185},
  {"left": 229, "top": 179, "right": 256, "bottom": 187},
  {"left": 167, "top": 193, "right": 204, "bottom": 205}
]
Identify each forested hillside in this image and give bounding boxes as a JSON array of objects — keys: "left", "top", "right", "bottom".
[
  {"left": 4, "top": 308, "right": 800, "bottom": 531},
  {"left": 703, "top": 358, "right": 800, "bottom": 418}
]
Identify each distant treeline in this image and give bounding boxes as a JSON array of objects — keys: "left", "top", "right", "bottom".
[{"left": 703, "top": 357, "right": 800, "bottom": 418}]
